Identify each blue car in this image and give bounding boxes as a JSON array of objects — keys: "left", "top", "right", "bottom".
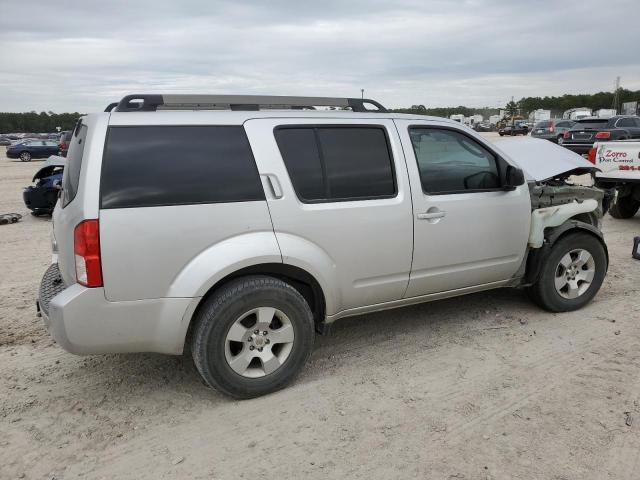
[
  {"left": 6, "top": 139, "right": 60, "bottom": 162},
  {"left": 23, "top": 157, "right": 64, "bottom": 215}
]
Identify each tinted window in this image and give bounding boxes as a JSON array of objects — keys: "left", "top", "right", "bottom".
[
  {"left": 409, "top": 128, "right": 500, "bottom": 194},
  {"left": 274, "top": 126, "right": 396, "bottom": 202},
  {"left": 617, "top": 117, "right": 636, "bottom": 128},
  {"left": 62, "top": 124, "right": 87, "bottom": 207},
  {"left": 556, "top": 121, "right": 572, "bottom": 128},
  {"left": 573, "top": 120, "right": 608, "bottom": 130},
  {"left": 273, "top": 128, "right": 325, "bottom": 200},
  {"left": 535, "top": 121, "right": 551, "bottom": 128},
  {"left": 100, "top": 126, "right": 264, "bottom": 209}
]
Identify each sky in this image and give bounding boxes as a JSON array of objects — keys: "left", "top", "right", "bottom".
[{"left": 0, "top": 0, "right": 638, "bottom": 113}]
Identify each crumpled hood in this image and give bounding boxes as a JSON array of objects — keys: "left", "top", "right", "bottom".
[
  {"left": 494, "top": 137, "right": 599, "bottom": 181},
  {"left": 32, "top": 155, "right": 65, "bottom": 181}
]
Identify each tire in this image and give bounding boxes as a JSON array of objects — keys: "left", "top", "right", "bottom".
[
  {"left": 19, "top": 151, "right": 31, "bottom": 162},
  {"left": 556, "top": 135, "right": 563, "bottom": 144},
  {"left": 191, "top": 275, "right": 315, "bottom": 399},
  {"left": 609, "top": 195, "right": 640, "bottom": 219},
  {"left": 527, "top": 232, "right": 606, "bottom": 312}
]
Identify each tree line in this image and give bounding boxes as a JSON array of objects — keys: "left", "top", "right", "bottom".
[
  {"left": 0, "top": 111, "right": 83, "bottom": 134},
  {"left": 1, "top": 88, "right": 638, "bottom": 132},
  {"left": 391, "top": 88, "right": 640, "bottom": 118}
]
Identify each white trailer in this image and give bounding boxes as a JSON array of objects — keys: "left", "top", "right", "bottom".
[
  {"left": 529, "top": 109, "right": 551, "bottom": 123},
  {"left": 563, "top": 108, "right": 592, "bottom": 120},
  {"left": 594, "top": 109, "right": 616, "bottom": 119},
  {"left": 450, "top": 114, "right": 465, "bottom": 123}
]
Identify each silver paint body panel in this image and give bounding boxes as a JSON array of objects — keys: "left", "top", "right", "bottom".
[{"left": 43, "top": 110, "right": 576, "bottom": 354}]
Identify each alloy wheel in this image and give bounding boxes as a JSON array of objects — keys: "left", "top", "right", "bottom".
[
  {"left": 554, "top": 248, "right": 595, "bottom": 299},
  {"left": 224, "top": 307, "right": 295, "bottom": 378}
]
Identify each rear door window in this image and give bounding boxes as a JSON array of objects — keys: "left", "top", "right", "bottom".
[
  {"left": 62, "top": 123, "right": 88, "bottom": 207},
  {"left": 100, "top": 126, "right": 264, "bottom": 209},
  {"left": 274, "top": 126, "right": 396, "bottom": 202}
]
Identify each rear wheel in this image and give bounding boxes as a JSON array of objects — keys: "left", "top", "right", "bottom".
[
  {"left": 528, "top": 232, "right": 606, "bottom": 312},
  {"left": 609, "top": 194, "right": 640, "bottom": 219},
  {"left": 191, "top": 275, "right": 315, "bottom": 399},
  {"left": 19, "top": 151, "right": 31, "bottom": 162}
]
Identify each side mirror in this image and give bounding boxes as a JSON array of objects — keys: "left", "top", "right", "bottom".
[{"left": 504, "top": 165, "right": 525, "bottom": 190}]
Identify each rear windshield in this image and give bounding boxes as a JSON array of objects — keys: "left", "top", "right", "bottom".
[
  {"left": 534, "top": 121, "right": 551, "bottom": 128},
  {"left": 572, "top": 119, "right": 608, "bottom": 130},
  {"left": 100, "top": 126, "right": 264, "bottom": 209},
  {"left": 62, "top": 123, "right": 88, "bottom": 207}
]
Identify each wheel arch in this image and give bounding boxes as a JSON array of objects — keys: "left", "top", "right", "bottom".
[
  {"left": 181, "top": 263, "right": 328, "bottom": 354},
  {"left": 524, "top": 220, "right": 608, "bottom": 286}
]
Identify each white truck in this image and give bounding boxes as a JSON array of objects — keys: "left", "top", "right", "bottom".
[{"left": 590, "top": 141, "right": 640, "bottom": 218}]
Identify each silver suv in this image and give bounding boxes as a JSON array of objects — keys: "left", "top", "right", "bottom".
[{"left": 38, "top": 94, "right": 609, "bottom": 398}]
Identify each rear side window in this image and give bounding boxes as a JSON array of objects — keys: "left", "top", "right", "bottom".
[
  {"left": 100, "top": 126, "right": 264, "bottom": 209},
  {"left": 62, "top": 123, "right": 87, "bottom": 207},
  {"left": 616, "top": 117, "right": 636, "bottom": 128},
  {"left": 274, "top": 126, "right": 396, "bottom": 202}
]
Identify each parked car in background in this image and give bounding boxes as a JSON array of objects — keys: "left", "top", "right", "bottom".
[
  {"left": 23, "top": 156, "right": 64, "bottom": 215},
  {"left": 6, "top": 139, "right": 60, "bottom": 161},
  {"left": 531, "top": 119, "right": 575, "bottom": 143},
  {"left": 589, "top": 141, "right": 640, "bottom": 219},
  {"left": 38, "top": 93, "right": 609, "bottom": 399},
  {"left": 559, "top": 116, "right": 640, "bottom": 154},
  {"left": 0, "top": 136, "right": 12, "bottom": 146},
  {"left": 498, "top": 123, "right": 529, "bottom": 136},
  {"left": 473, "top": 122, "right": 493, "bottom": 132},
  {"left": 59, "top": 131, "right": 72, "bottom": 157}
]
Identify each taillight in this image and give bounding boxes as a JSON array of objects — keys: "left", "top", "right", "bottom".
[
  {"left": 595, "top": 131, "right": 611, "bottom": 139},
  {"left": 549, "top": 122, "right": 555, "bottom": 133},
  {"left": 74, "top": 219, "right": 103, "bottom": 287},
  {"left": 563, "top": 131, "right": 571, "bottom": 139},
  {"left": 587, "top": 148, "right": 596, "bottom": 164}
]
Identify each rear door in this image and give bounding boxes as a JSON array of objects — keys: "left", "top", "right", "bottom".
[
  {"left": 395, "top": 119, "right": 531, "bottom": 297},
  {"left": 244, "top": 118, "right": 413, "bottom": 314}
]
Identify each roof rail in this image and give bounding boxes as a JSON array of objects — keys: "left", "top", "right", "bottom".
[
  {"left": 104, "top": 102, "right": 119, "bottom": 112},
  {"left": 112, "top": 94, "right": 387, "bottom": 113}
]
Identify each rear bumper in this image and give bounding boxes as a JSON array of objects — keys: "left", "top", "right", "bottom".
[
  {"left": 560, "top": 143, "right": 592, "bottom": 154},
  {"left": 38, "top": 263, "right": 194, "bottom": 355}
]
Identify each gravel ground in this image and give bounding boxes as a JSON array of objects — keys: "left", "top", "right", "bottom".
[{"left": 1, "top": 137, "right": 640, "bottom": 480}]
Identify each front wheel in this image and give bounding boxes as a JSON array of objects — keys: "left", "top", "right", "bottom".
[
  {"left": 527, "top": 232, "right": 606, "bottom": 312},
  {"left": 19, "top": 151, "right": 31, "bottom": 162},
  {"left": 191, "top": 275, "right": 315, "bottom": 399},
  {"left": 609, "top": 194, "right": 640, "bottom": 219}
]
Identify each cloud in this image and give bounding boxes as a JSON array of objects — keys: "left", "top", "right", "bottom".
[{"left": 0, "top": 0, "right": 638, "bottom": 112}]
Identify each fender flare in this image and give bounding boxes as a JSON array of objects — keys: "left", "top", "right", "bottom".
[{"left": 524, "top": 220, "right": 608, "bottom": 285}]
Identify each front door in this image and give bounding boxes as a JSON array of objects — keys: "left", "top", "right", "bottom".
[{"left": 394, "top": 120, "right": 531, "bottom": 298}]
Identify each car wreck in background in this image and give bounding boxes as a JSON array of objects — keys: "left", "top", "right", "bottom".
[{"left": 23, "top": 156, "right": 64, "bottom": 215}]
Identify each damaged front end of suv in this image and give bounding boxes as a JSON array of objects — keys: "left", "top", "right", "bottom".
[{"left": 497, "top": 137, "right": 611, "bottom": 293}]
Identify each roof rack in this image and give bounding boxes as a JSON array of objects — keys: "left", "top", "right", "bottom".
[{"left": 110, "top": 94, "right": 387, "bottom": 113}]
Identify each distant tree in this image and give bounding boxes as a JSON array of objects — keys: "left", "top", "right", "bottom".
[{"left": 505, "top": 100, "right": 519, "bottom": 119}]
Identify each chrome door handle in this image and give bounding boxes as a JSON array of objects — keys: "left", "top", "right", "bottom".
[
  {"left": 263, "top": 174, "right": 283, "bottom": 199},
  {"left": 417, "top": 210, "right": 446, "bottom": 220}
]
